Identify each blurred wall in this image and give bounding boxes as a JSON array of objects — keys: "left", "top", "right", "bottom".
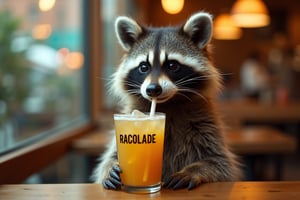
[{"left": 135, "top": 0, "right": 300, "bottom": 86}]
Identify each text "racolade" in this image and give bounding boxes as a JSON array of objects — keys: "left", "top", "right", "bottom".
[{"left": 119, "top": 134, "right": 156, "bottom": 144}]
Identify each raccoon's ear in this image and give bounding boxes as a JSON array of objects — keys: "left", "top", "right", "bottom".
[
  {"left": 183, "top": 12, "right": 213, "bottom": 49},
  {"left": 115, "top": 16, "right": 143, "bottom": 51}
]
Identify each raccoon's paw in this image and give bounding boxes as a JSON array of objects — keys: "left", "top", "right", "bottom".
[
  {"left": 102, "top": 164, "right": 122, "bottom": 190},
  {"left": 163, "top": 171, "right": 202, "bottom": 190}
]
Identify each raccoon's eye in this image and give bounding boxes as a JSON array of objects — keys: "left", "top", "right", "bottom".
[
  {"left": 138, "top": 62, "right": 150, "bottom": 73},
  {"left": 166, "top": 60, "right": 180, "bottom": 71}
]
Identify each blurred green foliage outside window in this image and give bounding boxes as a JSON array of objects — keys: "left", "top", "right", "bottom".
[{"left": 0, "top": 0, "right": 87, "bottom": 154}]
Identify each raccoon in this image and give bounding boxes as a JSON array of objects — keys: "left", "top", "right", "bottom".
[{"left": 93, "top": 12, "right": 242, "bottom": 190}]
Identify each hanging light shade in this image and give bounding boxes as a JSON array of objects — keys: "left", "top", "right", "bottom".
[
  {"left": 214, "top": 13, "right": 242, "bottom": 40},
  {"left": 161, "top": 0, "right": 184, "bottom": 14},
  {"left": 231, "top": 0, "right": 270, "bottom": 28}
]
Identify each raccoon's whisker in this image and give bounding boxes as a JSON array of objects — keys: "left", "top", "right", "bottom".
[
  {"left": 125, "top": 83, "right": 140, "bottom": 88},
  {"left": 174, "top": 75, "right": 201, "bottom": 85},
  {"left": 175, "top": 76, "right": 210, "bottom": 86},
  {"left": 175, "top": 74, "right": 219, "bottom": 84},
  {"left": 123, "top": 80, "right": 141, "bottom": 88},
  {"left": 124, "top": 81, "right": 139, "bottom": 85},
  {"left": 126, "top": 89, "right": 140, "bottom": 96},
  {"left": 123, "top": 79, "right": 134, "bottom": 84},
  {"left": 126, "top": 92, "right": 140, "bottom": 97},
  {"left": 123, "top": 78, "right": 141, "bottom": 85},
  {"left": 177, "top": 88, "right": 208, "bottom": 103},
  {"left": 123, "top": 80, "right": 141, "bottom": 96},
  {"left": 176, "top": 92, "right": 193, "bottom": 102}
]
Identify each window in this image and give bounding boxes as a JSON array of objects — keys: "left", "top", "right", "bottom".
[
  {"left": 0, "top": 0, "right": 90, "bottom": 155},
  {"left": 100, "top": 0, "right": 141, "bottom": 108}
]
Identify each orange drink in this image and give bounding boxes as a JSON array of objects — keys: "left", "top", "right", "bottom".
[{"left": 114, "top": 112, "right": 165, "bottom": 193}]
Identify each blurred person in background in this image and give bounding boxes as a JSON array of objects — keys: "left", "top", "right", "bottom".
[{"left": 240, "top": 51, "right": 270, "bottom": 100}]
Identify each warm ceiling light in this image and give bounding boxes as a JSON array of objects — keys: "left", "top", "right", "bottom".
[
  {"left": 39, "top": 0, "right": 56, "bottom": 12},
  {"left": 161, "top": 0, "right": 184, "bottom": 14},
  {"left": 231, "top": 0, "right": 270, "bottom": 28},
  {"left": 214, "top": 13, "right": 242, "bottom": 40}
]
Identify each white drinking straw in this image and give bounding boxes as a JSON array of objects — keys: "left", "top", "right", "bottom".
[{"left": 150, "top": 98, "right": 157, "bottom": 117}]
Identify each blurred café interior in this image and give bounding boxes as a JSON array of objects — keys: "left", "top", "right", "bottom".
[{"left": 0, "top": 0, "right": 300, "bottom": 184}]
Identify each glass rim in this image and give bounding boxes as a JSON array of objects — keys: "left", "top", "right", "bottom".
[{"left": 113, "top": 112, "right": 165, "bottom": 120}]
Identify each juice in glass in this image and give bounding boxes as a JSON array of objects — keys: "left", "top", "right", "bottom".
[{"left": 114, "top": 113, "right": 165, "bottom": 193}]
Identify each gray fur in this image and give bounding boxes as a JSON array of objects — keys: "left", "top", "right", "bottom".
[{"left": 93, "top": 12, "right": 242, "bottom": 190}]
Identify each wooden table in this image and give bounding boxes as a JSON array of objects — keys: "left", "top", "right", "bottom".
[
  {"left": 217, "top": 99, "right": 300, "bottom": 126},
  {"left": 224, "top": 127, "right": 297, "bottom": 180},
  {"left": 71, "top": 127, "right": 297, "bottom": 156},
  {"left": 71, "top": 127, "right": 297, "bottom": 181},
  {"left": 224, "top": 127, "right": 297, "bottom": 155},
  {"left": 1, "top": 182, "right": 299, "bottom": 200},
  {"left": 71, "top": 130, "right": 112, "bottom": 156}
]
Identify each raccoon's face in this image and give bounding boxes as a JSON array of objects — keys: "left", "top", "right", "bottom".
[{"left": 113, "top": 12, "right": 221, "bottom": 105}]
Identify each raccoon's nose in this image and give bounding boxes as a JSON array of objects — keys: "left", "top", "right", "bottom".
[{"left": 146, "top": 83, "right": 162, "bottom": 97}]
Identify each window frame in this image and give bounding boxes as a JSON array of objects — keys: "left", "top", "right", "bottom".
[{"left": 0, "top": 0, "right": 102, "bottom": 184}]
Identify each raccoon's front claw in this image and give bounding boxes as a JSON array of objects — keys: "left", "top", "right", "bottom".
[
  {"left": 102, "top": 164, "right": 122, "bottom": 190},
  {"left": 163, "top": 172, "right": 202, "bottom": 190}
]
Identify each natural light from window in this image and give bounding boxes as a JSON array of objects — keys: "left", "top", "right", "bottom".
[{"left": 0, "top": 0, "right": 87, "bottom": 154}]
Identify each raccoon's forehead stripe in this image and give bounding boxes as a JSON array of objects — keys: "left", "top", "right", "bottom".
[
  {"left": 159, "top": 50, "right": 166, "bottom": 66},
  {"left": 148, "top": 51, "right": 154, "bottom": 66},
  {"left": 147, "top": 50, "right": 165, "bottom": 67},
  {"left": 153, "top": 31, "right": 163, "bottom": 68},
  {"left": 167, "top": 52, "right": 206, "bottom": 71}
]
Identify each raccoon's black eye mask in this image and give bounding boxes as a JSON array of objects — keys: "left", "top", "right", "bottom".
[
  {"left": 164, "top": 60, "right": 180, "bottom": 72},
  {"left": 137, "top": 59, "right": 181, "bottom": 75},
  {"left": 163, "top": 63, "right": 203, "bottom": 89}
]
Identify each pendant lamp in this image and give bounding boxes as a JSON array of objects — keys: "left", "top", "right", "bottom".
[
  {"left": 231, "top": 0, "right": 270, "bottom": 28},
  {"left": 214, "top": 13, "right": 242, "bottom": 40}
]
